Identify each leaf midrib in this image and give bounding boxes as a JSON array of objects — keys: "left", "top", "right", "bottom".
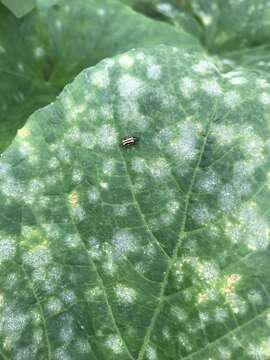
[{"left": 136, "top": 117, "right": 214, "bottom": 360}]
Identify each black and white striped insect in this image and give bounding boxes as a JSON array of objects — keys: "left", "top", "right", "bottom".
[{"left": 121, "top": 136, "right": 138, "bottom": 148}]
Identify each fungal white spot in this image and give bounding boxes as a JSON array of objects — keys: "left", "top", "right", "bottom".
[
  {"left": 91, "top": 69, "right": 110, "bottom": 88},
  {"left": 197, "top": 261, "right": 220, "bottom": 283},
  {"left": 229, "top": 77, "right": 247, "bottom": 86},
  {"left": 55, "top": 19, "right": 62, "bottom": 30},
  {"left": 111, "top": 230, "right": 138, "bottom": 257},
  {"left": 146, "top": 345, "right": 157, "bottom": 360},
  {"left": 147, "top": 64, "right": 161, "bottom": 80},
  {"left": 180, "top": 77, "right": 197, "bottom": 97},
  {"left": 201, "top": 79, "right": 222, "bottom": 96},
  {"left": 96, "top": 125, "right": 117, "bottom": 149},
  {"left": 214, "top": 307, "right": 228, "bottom": 322},
  {"left": 72, "top": 169, "right": 82, "bottom": 183},
  {"left": 22, "top": 247, "right": 52, "bottom": 268},
  {"left": 105, "top": 335, "right": 124, "bottom": 354},
  {"left": 191, "top": 205, "right": 212, "bottom": 225},
  {"left": 46, "top": 297, "right": 62, "bottom": 315},
  {"left": 34, "top": 47, "right": 45, "bottom": 59},
  {"left": 218, "top": 184, "right": 237, "bottom": 212},
  {"left": 97, "top": 8, "right": 106, "bottom": 16},
  {"left": 259, "top": 92, "right": 270, "bottom": 105},
  {"left": 118, "top": 74, "right": 144, "bottom": 98},
  {"left": 114, "top": 284, "right": 137, "bottom": 304},
  {"left": 149, "top": 158, "right": 170, "bottom": 179},
  {"left": 192, "top": 60, "right": 217, "bottom": 75},
  {"left": 224, "top": 91, "right": 241, "bottom": 107},
  {"left": 0, "top": 239, "right": 16, "bottom": 263},
  {"left": 197, "top": 170, "right": 220, "bottom": 193},
  {"left": 118, "top": 54, "right": 134, "bottom": 69},
  {"left": 102, "top": 159, "right": 115, "bottom": 175},
  {"left": 87, "top": 187, "right": 100, "bottom": 204}
]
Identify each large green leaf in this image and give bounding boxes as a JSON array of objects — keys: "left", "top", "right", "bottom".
[
  {"left": 0, "top": 0, "right": 35, "bottom": 17},
  {"left": 0, "top": 0, "right": 201, "bottom": 153},
  {"left": 0, "top": 45, "right": 270, "bottom": 360}
]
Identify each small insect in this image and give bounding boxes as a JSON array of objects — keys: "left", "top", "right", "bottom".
[{"left": 121, "top": 136, "right": 138, "bottom": 148}]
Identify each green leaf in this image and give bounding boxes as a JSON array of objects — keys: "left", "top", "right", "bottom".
[
  {"left": 190, "top": 0, "right": 270, "bottom": 53},
  {"left": 0, "top": 0, "right": 202, "bottom": 153},
  {"left": 0, "top": 0, "right": 35, "bottom": 17},
  {"left": 0, "top": 45, "right": 270, "bottom": 360}
]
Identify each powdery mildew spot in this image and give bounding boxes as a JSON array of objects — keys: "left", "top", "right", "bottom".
[
  {"left": 96, "top": 124, "right": 117, "bottom": 149},
  {"left": 146, "top": 345, "right": 157, "bottom": 360},
  {"left": 0, "top": 238, "right": 16, "bottom": 263},
  {"left": 105, "top": 334, "right": 124, "bottom": 354},
  {"left": 118, "top": 74, "right": 144, "bottom": 98},
  {"left": 191, "top": 204, "right": 212, "bottom": 225},
  {"left": 22, "top": 247, "right": 52, "bottom": 268},
  {"left": 180, "top": 77, "right": 197, "bottom": 97},
  {"left": 46, "top": 297, "right": 63, "bottom": 315},
  {"left": 91, "top": 69, "right": 110, "bottom": 88},
  {"left": 111, "top": 230, "right": 138, "bottom": 257},
  {"left": 192, "top": 60, "right": 218, "bottom": 75},
  {"left": 201, "top": 79, "right": 222, "bottom": 96},
  {"left": 87, "top": 187, "right": 100, "bottom": 204},
  {"left": 114, "top": 284, "right": 137, "bottom": 304},
  {"left": 259, "top": 92, "right": 270, "bottom": 105},
  {"left": 147, "top": 64, "right": 161, "bottom": 80},
  {"left": 118, "top": 54, "right": 134, "bottom": 69},
  {"left": 223, "top": 91, "right": 241, "bottom": 107}
]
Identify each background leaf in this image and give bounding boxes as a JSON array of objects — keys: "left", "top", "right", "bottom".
[
  {"left": 0, "top": 0, "right": 35, "bottom": 17},
  {"left": 0, "top": 0, "right": 202, "bottom": 153},
  {"left": 0, "top": 45, "right": 270, "bottom": 360}
]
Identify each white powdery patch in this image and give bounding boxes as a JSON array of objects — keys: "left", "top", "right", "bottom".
[
  {"left": 118, "top": 74, "right": 144, "bottom": 98},
  {"left": 256, "top": 78, "right": 270, "bottom": 88},
  {"left": 211, "top": 124, "right": 236, "bottom": 146},
  {"left": 226, "top": 202, "right": 269, "bottom": 250},
  {"left": 197, "top": 261, "right": 220, "bottom": 284},
  {"left": 64, "top": 234, "right": 81, "bottom": 248},
  {"left": 103, "top": 159, "right": 115, "bottom": 175},
  {"left": 180, "top": 77, "right": 197, "bottom": 97},
  {"left": 147, "top": 64, "right": 161, "bottom": 80},
  {"left": 161, "top": 120, "right": 200, "bottom": 161},
  {"left": 259, "top": 92, "right": 270, "bottom": 105},
  {"left": 148, "top": 158, "right": 170, "bottom": 179},
  {"left": 111, "top": 230, "right": 138, "bottom": 257},
  {"left": 61, "top": 289, "right": 76, "bottom": 305},
  {"left": 114, "top": 284, "right": 137, "bottom": 304},
  {"left": 157, "top": 2, "right": 175, "bottom": 17},
  {"left": 201, "top": 79, "right": 222, "bottom": 96},
  {"left": 81, "top": 133, "right": 95, "bottom": 149},
  {"left": 0, "top": 238, "right": 16, "bottom": 263},
  {"left": 105, "top": 334, "right": 124, "bottom": 354},
  {"left": 132, "top": 157, "right": 147, "bottom": 173},
  {"left": 87, "top": 187, "right": 100, "bottom": 204},
  {"left": 192, "top": 60, "right": 218, "bottom": 75},
  {"left": 118, "top": 100, "right": 150, "bottom": 130},
  {"left": 34, "top": 46, "right": 45, "bottom": 59},
  {"left": 223, "top": 91, "right": 241, "bottom": 108},
  {"left": 118, "top": 54, "right": 134, "bottom": 69},
  {"left": 197, "top": 170, "right": 220, "bottom": 193},
  {"left": 72, "top": 169, "right": 82, "bottom": 183},
  {"left": 22, "top": 247, "right": 52, "bottom": 268},
  {"left": 218, "top": 184, "right": 237, "bottom": 212},
  {"left": 191, "top": 204, "right": 212, "bottom": 225},
  {"left": 214, "top": 307, "right": 228, "bottom": 323},
  {"left": 96, "top": 124, "right": 117, "bottom": 149},
  {"left": 88, "top": 237, "right": 102, "bottom": 259},
  {"left": 91, "top": 69, "right": 110, "bottom": 88},
  {"left": 46, "top": 297, "right": 63, "bottom": 315},
  {"left": 228, "top": 76, "right": 247, "bottom": 86},
  {"left": 0, "top": 306, "right": 30, "bottom": 338},
  {"left": 146, "top": 345, "right": 158, "bottom": 360}
]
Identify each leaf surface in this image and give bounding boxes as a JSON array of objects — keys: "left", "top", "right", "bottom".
[{"left": 0, "top": 45, "right": 270, "bottom": 360}]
